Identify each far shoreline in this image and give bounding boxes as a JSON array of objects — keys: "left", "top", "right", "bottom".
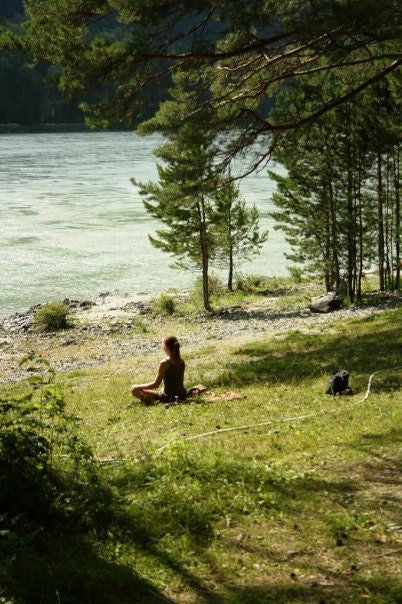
[{"left": 0, "top": 123, "right": 132, "bottom": 134}]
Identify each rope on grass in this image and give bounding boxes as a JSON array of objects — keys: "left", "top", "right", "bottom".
[{"left": 155, "top": 365, "right": 402, "bottom": 455}]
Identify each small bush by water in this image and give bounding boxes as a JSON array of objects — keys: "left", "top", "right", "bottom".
[
  {"left": 235, "top": 273, "right": 268, "bottom": 292},
  {"left": 287, "top": 265, "right": 304, "bottom": 284},
  {"left": 152, "top": 294, "right": 177, "bottom": 316},
  {"left": 192, "top": 274, "right": 224, "bottom": 299},
  {"left": 34, "top": 301, "right": 70, "bottom": 331},
  {"left": 131, "top": 316, "right": 149, "bottom": 333}
]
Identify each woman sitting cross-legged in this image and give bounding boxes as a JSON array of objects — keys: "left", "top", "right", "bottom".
[{"left": 131, "top": 335, "right": 187, "bottom": 404}]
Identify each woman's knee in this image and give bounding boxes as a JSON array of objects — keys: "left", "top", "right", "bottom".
[{"left": 131, "top": 385, "right": 141, "bottom": 397}]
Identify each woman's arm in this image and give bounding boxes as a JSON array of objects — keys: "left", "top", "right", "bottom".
[{"left": 134, "top": 361, "right": 167, "bottom": 390}]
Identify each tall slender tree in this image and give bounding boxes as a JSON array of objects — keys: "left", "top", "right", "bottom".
[
  {"left": 270, "top": 73, "right": 400, "bottom": 298},
  {"left": 213, "top": 178, "right": 268, "bottom": 291},
  {"left": 132, "top": 70, "right": 216, "bottom": 311}
]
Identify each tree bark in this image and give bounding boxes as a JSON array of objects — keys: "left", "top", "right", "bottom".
[
  {"left": 384, "top": 155, "right": 393, "bottom": 290},
  {"left": 345, "top": 110, "right": 356, "bottom": 301},
  {"left": 377, "top": 150, "right": 385, "bottom": 291},
  {"left": 357, "top": 153, "right": 364, "bottom": 300},
  {"left": 198, "top": 199, "right": 211, "bottom": 311},
  {"left": 346, "top": 163, "right": 356, "bottom": 300},
  {"left": 324, "top": 185, "right": 331, "bottom": 292},
  {"left": 228, "top": 244, "right": 234, "bottom": 291},
  {"left": 328, "top": 177, "right": 340, "bottom": 291},
  {"left": 395, "top": 145, "right": 400, "bottom": 290}
]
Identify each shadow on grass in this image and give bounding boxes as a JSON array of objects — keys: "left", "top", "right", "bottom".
[
  {"left": 107, "top": 451, "right": 400, "bottom": 603},
  {"left": 102, "top": 455, "right": 358, "bottom": 596},
  {"left": 0, "top": 484, "right": 173, "bottom": 604},
  {"left": 351, "top": 427, "right": 402, "bottom": 456},
  {"left": 1, "top": 536, "right": 173, "bottom": 604},
  {"left": 209, "top": 313, "right": 402, "bottom": 389},
  {"left": 224, "top": 576, "right": 402, "bottom": 603},
  {"left": 2, "top": 440, "right": 399, "bottom": 604},
  {"left": 349, "top": 427, "right": 402, "bottom": 509},
  {"left": 211, "top": 307, "right": 303, "bottom": 322}
]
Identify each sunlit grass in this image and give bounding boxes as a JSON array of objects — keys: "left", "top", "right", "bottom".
[{"left": 2, "top": 306, "right": 401, "bottom": 603}]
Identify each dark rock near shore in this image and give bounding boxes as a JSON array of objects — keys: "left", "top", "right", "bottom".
[
  {"left": 122, "top": 300, "right": 152, "bottom": 314},
  {"left": 63, "top": 298, "right": 95, "bottom": 309}
]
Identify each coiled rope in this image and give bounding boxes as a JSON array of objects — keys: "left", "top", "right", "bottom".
[{"left": 155, "top": 366, "right": 402, "bottom": 454}]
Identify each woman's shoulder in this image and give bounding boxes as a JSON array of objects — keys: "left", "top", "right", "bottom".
[{"left": 159, "top": 358, "right": 170, "bottom": 370}]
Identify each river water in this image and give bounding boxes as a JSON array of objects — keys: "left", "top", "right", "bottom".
[{"left": 0, "top": 132, "right": 288, "bottom": 317}]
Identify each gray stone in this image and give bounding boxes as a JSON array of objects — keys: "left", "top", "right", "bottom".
[{"left": 309, "top": 294, "right": 343, "bottom": 313}]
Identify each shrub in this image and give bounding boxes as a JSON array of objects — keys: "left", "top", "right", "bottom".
[
  {"left": 0, "top": 354, "right": 93, "bottom": 519},
  {"left": 287, "top": 266, "right": 304, "bottom": 284},
  {"left": 342, "top": 296, "right": 352, "bottom": 308},
  {"left": 34, "top": 302, "right": 70, "bottom": 331},
  {"left": 235, "top": 273, "right": 267, "bottom": 292},
  {"left": 0, "top": 356, "right": 114, "bottom": 604},
  {"left": 152, "top": 294, "right": 177, "bottom": 316},
  {"left": 192, "top": 274, "right": 224, "bottom": 300},
  {"left": 208, "top": 274, "right": 225, "bottom": 295},
  {"left": 131, "top": 316, "right": 149, "bottom": 332}
]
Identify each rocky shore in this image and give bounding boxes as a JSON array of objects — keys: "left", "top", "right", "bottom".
[{"left": 1, "top": 288, "right": 401, "bottom": 384}]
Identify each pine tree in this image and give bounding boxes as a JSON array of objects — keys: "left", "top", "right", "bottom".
[
  {"left": 213, "top": 178, "right": 268, "bottom": 291},
  {"left": 22, "top": 0, "right": 401, "bottom": 161},
  {"left": 132, "top": 71, "right": 216, "bottom": 311},
  {"left": 270, "top": 72, "right": 400, "bottom": 298}
]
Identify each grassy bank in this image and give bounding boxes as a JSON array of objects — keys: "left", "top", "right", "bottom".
[
  {"left": 1, "top": 306, "right": 401, "bottom": 603},
  {"left": 2, "top": 274, "right": 392, "bottom": 385}
]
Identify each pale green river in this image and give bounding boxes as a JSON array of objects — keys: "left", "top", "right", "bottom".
[{"left": 0, "top": 132, "right": 289, "bottom": 317}]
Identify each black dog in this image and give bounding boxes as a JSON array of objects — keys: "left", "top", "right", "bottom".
[{"left": 326, "top": 370, "right": 353, "bottom": 395}]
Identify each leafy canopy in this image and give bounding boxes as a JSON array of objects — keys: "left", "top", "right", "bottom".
[{"left": 17, "top": 1, "right": 401, "bottom": 166}]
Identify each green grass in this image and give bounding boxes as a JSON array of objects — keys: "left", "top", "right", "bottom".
[
  {"left": 1, "top": 308, "right": 401, "bottom": 603},
  {"left": 176, "top": 275, "right": 321, "bottom": 315}
]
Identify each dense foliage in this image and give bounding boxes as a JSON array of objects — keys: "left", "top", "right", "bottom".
[
  {"left": 0, "top": 1, "right": 163, "bottom": 126},
  {"left": 0, "top": 355, "right": 99, "bottom": 596},
  {"left": 0, "top": 1, "right": 82, "bottom": 125},
  {"left": 270, "top": 75, "right": 400, "bottom": 298},
  {"left": 12, "top": 1, "right": 400, "bottom": 159}
]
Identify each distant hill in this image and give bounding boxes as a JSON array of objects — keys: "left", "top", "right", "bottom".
[
  {"left": 0, "top": 0, "right": 24, "bottom": 20},
  {"left": 0, "top": 3, "right": 199, "bottom": 130},
  {"left": 0, "top": 1, "right": 84, "bottom": 127}
]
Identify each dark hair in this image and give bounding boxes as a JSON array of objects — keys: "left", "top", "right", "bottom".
[{"left": 164, "top": 335, "right": 181, "bottom": 363}]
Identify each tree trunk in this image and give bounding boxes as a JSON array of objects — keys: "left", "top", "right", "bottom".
[
  {"left": 346, "top": 165, "right": 355, "bottom": 301},
  {"left": 395, "top": 145, "right": 400, "bottom": 290},
  {"left": 328, "top": 177, "right": 340, "bottom": 291},
  {"left": 377, "top": 150, "right": 385, "bottom": 291},
  {"left": 228, "top": 244, "right": 234, "bottom": 291},
  {"left": 324, "top": 186, "right": 331, "bottom": 292},
  {"left": 384, "top": 155, "right": 393, "bottom": 290},
  {"left": 357, "top": 153, "right": 363, "bottom": 300},
  {"left": 198, "top": 199, "right": 211, "bottom": 311},
  {"left": 345, "top": 116, "right": 356, "bottom": 301},
  {"left": 202, "top": 248, "right": 210, "bottom": 311}
]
